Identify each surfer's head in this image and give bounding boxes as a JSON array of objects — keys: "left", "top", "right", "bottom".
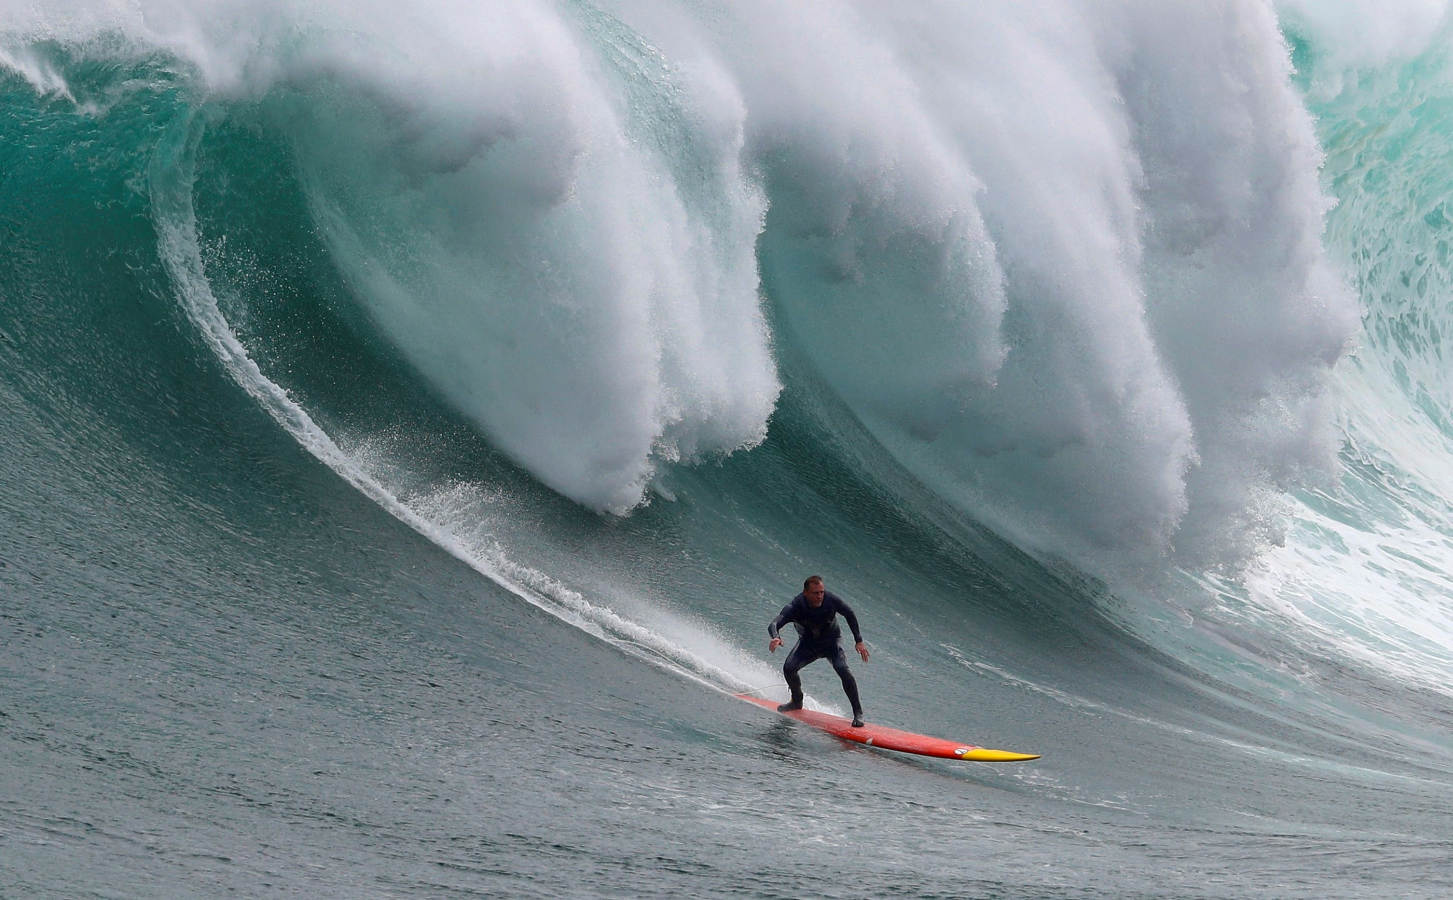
[{"left": 804, "top": 575, "right": 825, "bottom": 606}]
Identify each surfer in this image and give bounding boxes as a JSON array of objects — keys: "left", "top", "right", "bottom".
[{"left": 768, "top": 575, "right": 869, "bottom": 727}]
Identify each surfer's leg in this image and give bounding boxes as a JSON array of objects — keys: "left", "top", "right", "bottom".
[
  {"left": 829, "top": 645, "right": 864, "bottom": 723},
  {"left": 780, "top": 641, "right": 819, "bottom": 710}
]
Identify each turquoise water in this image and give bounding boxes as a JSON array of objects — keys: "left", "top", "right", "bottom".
[{"left": 4, "top": 3, "right": 1453, "bottom": 896}]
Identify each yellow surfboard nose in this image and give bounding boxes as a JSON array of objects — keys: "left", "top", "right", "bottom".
[{"left": 954, "top": 748, "right": 1042, "bottom": 762}]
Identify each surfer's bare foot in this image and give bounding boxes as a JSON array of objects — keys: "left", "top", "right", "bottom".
[
  {"left": 851, "top": 716, "right": 864, "bottom": 728},
  {"left": 777, "top": 701, "right": 802, "bottom": 712}
]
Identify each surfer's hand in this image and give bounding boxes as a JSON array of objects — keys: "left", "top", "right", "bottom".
[
  {"left": 856, "top": 642, "right": 869, "bottom": 662},
  {"left": 769, "top": 637, "right": 783, "bottom": 653}
]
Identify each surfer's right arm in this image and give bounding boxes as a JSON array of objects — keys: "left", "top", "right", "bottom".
[{"left": 767, "top": 599, "right": 798, "bottom": 652}]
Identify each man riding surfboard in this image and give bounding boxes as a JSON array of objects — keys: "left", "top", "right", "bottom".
[{"left": 768, "top": 575, "right": 869, "bottom": 728}]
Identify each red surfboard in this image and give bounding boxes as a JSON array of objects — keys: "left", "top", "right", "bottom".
[{"left": 737, "top": 693, "right": 1039, "bottom": 762}]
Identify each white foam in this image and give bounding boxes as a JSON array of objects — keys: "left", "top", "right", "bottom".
[
  {"left": 1223, "top": 352, "right": 1453, "bottom": 693},
  {"left": 9, "top": 0, "right": 1361, "bottom": 575},
  {"left": 1276, "top": 0, "right": 1452, "bottom": 97},
  {"left": 0, "top": 44, "right": 76, "bottom": 101}
]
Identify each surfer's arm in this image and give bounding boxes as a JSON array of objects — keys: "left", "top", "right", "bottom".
[
  {"left": 767, "top": 598, "right": 800, "bottom": 639},
  {"left": 767, "top": 600, "right": 797, "bottom": 651},
  {"left": 835, "top": 596, "right": 864, "bottom": 644},
  {"left": 834, "top": 598, "right": 869, "bottom": 660}
]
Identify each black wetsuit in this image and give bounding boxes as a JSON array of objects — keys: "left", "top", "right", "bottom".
[{"left": 768, "top": 591, "right": 864, "bottom": 717}]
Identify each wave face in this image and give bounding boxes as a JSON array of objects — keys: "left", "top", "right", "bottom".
[{"left": 5, "top": 1, "right": 1453, "bottom": 896}]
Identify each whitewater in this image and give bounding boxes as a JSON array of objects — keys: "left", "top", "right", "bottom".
[{"left": 4, "top": 1, "right": 1453, "bottom": 897}]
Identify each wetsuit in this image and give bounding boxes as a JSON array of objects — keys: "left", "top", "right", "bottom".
[{"left": 768, "top": 591, "right": 864, "bottom": 718}]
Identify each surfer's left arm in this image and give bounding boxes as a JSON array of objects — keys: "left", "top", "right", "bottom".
[{"left": 836, "top": 597, "right": 869, "bottom": 661}]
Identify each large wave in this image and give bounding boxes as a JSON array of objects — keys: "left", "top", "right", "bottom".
[{"left": 0, "top": 0, "right": 1374, "bottom": 579}]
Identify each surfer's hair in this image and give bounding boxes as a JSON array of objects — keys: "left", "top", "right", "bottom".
[{"left": 804, "top": 575, "right": 823, "bottom": 591}]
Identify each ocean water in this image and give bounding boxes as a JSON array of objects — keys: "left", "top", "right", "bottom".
[{"left": 3, "top": 1, "right": 1453, "bottom": 896}]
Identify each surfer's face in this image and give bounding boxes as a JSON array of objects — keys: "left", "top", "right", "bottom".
[{"left": 806, "top": 584, "right": 826, "bottom": 606}]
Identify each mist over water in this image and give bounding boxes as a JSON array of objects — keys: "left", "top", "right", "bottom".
[{"left": 6, "top": 1, "right": 1453, "bottom": 896}]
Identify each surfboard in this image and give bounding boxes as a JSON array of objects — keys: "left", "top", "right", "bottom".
[{"left": 736, "top": 693, "right": 1040, "bottom": 762}]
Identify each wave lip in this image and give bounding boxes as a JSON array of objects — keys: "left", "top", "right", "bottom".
[
  {"left": 277, "top": 3, "right": 780, "bottom": 514},
  {"left": 726, "top": 0, "right": 1355, "bottom": 571}
]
